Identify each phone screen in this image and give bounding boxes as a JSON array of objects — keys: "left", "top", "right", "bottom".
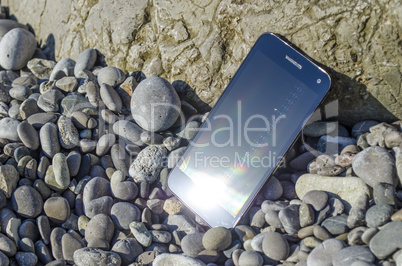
[{"left": 168, "top": 33, "right": 331, "bottom": 228}]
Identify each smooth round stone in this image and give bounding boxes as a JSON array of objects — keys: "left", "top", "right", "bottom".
[
  {"left": 175, "top": 121, "right": 200, "bottom": 141},
  {"left": 60, "top": 93, "right": 92, "bottom": 117},
  {"left": 261, "top": 232, "right": 289, "bottom": 261},
  {"left": 278, "top": 204, "right": 300, "bottom": 235},
  {"left": 369, "top": 221, "right": 402, "bottom": 259},
  {"left": 317, "top": 135, "right": 356, "bottom": 154},
  {"left": 129, "top": 145, "right": 167, "bottom": 183},
  {"left": 83, "top": 176, "right": 112, "bottom": 206},
  {"left": 43, "top": 197, "right": 70, "bottom": 224},
  {"left": 352, "top": 146, "right": 395, "bottom": 188},
  {"left": 113, "top": 120, "right": 144, "bottom": 146},
  {"left": 58, "top": 115, "right": 79, "bottom": 149},
  {"left": 110, "top": 143, "right": 130, "bottom": 177},
  {"left": 384, "top": 131, "right": 402, "bottom": 148},
  {"left": 264, "top": 210, "right": 283, "bottom": 228},
  {"left": 238, "top": 250, "right": 263, "bottom": 266},
  {"left": 0, "top": 164, "right": 19, "bottom": 198},
  {"left": 17, "top": 121, "right": 40, "bottom": 150},
  {"left": 96, "top": 133, "right": 116, "bottom": 156},
  {"left": 111, "top": 202, "right": 141, "bottom": 230},
  {"left": 365, "top": 204, "right": 393, "bottom": 228},
  {"left": 163, "top": 197, "right": 183, "bottom": 215},
  {"left": 313, "top": 225, "right": 332, "bottom": 241},
  {"left": 0, "top": 251, "right": 8, "bottom": 265},
  {"left": 62, "top": 232, "right": 85, "bottom": 262},
  {"left": 52, "top": 153, "right": 70, "bottom": 189},
  {"left": 9, "top": 85, "right": 32, "bottom": 101},
  {"left": 150, "top": 230, "right": 172, "bottom": 243},
  {"left": 299, "top": 202, "right": 315, "bottom": 228},
  {"left": 131, "top": 77, "right": 181, "bottom": 132},
  {"left": 27, "top": 113, "right": 58, "bottom": 129},
  {"left": 19, "top": 237, "right": 35, "bottom": 253},
  {"left": 111, "top": 181, "right": 138, "bottom": 201},
  {"left": 40, "top": 122, "right": 60, "bottom": 158},
  {"left": 0, "top": 232, "right": 17, "bottom": 256},
  {"left": 181, "top": 232, "right": 205, "bottom": 257},
  {"left": 66, "top": 151, "right": 81, "bottom": 177},
  {"left": 111, "top": 238, "right": 143, "bottom": 265},
  {"left": 321, "top": 215, "right": 348, "bottom": 235},
  {"left": 0, "top": 19, "right": 27, "bottom": 37},
  {"left": 0, "top": 117, "right": 20, "bottom": 141},
  {"left": 203, "top": 227, "right": 231, "bottom": 251},
  {"left": 263, "top": 176, "right": 283, "bottom": 200},
  {"left": 167, "top": 147, "right": 187, "bottom": 169},
  {"left": 290, "top": 151, "right": 316, "bottom": 171},
  {"left": 97, "top": 66, "right": 125, "bottom": 87},
  {"left": 37, "top": 89, "right": 65, "bottom": 112},
  {"left": 153, "top": 253, "right": 206, "bottom": 266},
  {"left": 140, "top": 131, "right": 164, "bottom": 145},
  {"left": 16, "top": 251, "right": 38, "bottom": 265},
  {"left": 163, "top": 214, "right": 198, "bottom": 236},
  {"left": 84, "top": 196, "right": 113, "bottom": 218},
  {"left": 56, "top": 76, "right": 78, "bottom": 92},
  {"left": 0, "top": 28, "right": 36, "bottom": 70},
  {"left": 87, "top": 238, "right": 110, "bottom": 250},
  {"left": 74, "top": 48, "right": 97, "bottom": 77},
  {"left": 333, "top": 246, "right": 374, "bottom": 266},
  {"left": 37, "top": 215, "right": 51, "bottom": 244},
  {"left": 261, "top": 200, "right": 288, "bottom": 213},
  {"left": 19, "top": 220, "right": 40, "bottom": 243},
  {"left": 328, "top": 198, "right": 345, "bottom": 217},
  {"left": 351, "top": 120, "right": 379, "bottom": 138},
  {"left": 302, "top": 190, "right": 328, "bottom": 211},
  {"left": 374, "top": 183, "right": 395, "bottom": 205},
  {"left": 307, "top": 239, "right": 345, "bottom": 266},
  {"left": 250, "top": 232, "right": 269, "bottom": 252},
  {"left": 85, "top": 214, "right": 114, "bottom": 243},
  {"left": 11, "top": 185, "right": 43, "bottom": 218},
  {"left": 50, "top": 58, "right": 76, "bottom": 81},
  {"left": 129, "top": 221, "right": 152, "bottom": 247},
  {"left": 303, "top": 121, "right": 337, "bottom": 137},
  {"left": 100, "top": 83, "right": 122, "bottom": 112},
  {"left": 73, "top": 247, "right": 121, "bottom": 266},
  {"left": 295, "top": 174, "right": 370, "bottom": 211}
]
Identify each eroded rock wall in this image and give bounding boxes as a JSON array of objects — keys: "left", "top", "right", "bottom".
[{"left": 3, "top": 0, "right": 402, "bottom": 125}]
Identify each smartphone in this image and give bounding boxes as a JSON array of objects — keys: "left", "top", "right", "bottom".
[{"left": 167, "top": 33, "right": 331, "bottom": 228}]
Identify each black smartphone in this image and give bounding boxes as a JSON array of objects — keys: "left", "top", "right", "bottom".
[{"left": 167, "top": 33, "right": 331, "bottom": 228}]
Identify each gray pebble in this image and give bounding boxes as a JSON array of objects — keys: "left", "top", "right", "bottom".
[
  {"left": 50, "top": 227, "right": 66, "bottom": 260},
  {"left": 0, "top": 28, "right": 37, "bottom": 70},
  {"left": 176, "top": 121, "right": 200, "bottom": 141},
  {"left": 333, "top": 246, "right": 375, "bottom": 266},
  {"left": 15, "top": 251, "right": 38, "bottom": 265},
  {"left": 0, "top": 117, "right": 20, "bottom": 141},
  {"left": 362, "top": 227, "right": 378, "bottom": 245},
  {"left": 263, "top": 176, "right": 283, "bottom": 201},
  {"left": 302, "top": 190, "right": 328, "bottom": 211},
  {"left": 113, "top": 120, "right": 144, "bottom": 146},
  {"left": 19, "top": 237, "right": 35, "bottom": 253},
  {"left": 129, "top": 221, "right": 152, "bottom": 247},
  {"left": 131, "top": 77, "right": 181, "bottom": 132},
  {"left": 9, "top": 85, "right": 32, "bottom": 101},
  {"left": 37, "top": 89, "right": 65, "bottom": 112},
  {"left": 62, "top": 232, "right": 85, "bottom": 263},
  {"left": 12, "top": 185, "right": 43, "bottom": 218},
  {"left": 50, "top": 58, "right": 76, "bottom": 81},
  {"left": 111, "top": 238, "right": 143, "bottom": 265},
  {"left": 365, "top": 204, "right": 393, "bottom": 228},
  {"left": 352, "top": 146, "right": 396, "bottom": 187},
  {"left": 150, "top": 230, "right": 172, "bottom": 243},
  {"left": 290, "top": 151, "right": 316, "bottom": 171},
  {"left": 27, "top": 58, "right": 56, "bottom": 79},
  {"left": 56, "top": 76, "right": 78, "bottom": 92},
  {"left": 321, "top": 215, "right": 349, "bottom": 235},
  {"left": 85, "top": 213, "right": 114, "bottom": 243},
  {"left": 129, "top": 145, "right": 167, "bottom": 183},
  {"left": 141, "top": 130, "right": 164, "bottom": 145},
  {"left": 57, "top": 115, "right": 79, "bottom": 149},
  {"left": 163, "top": 136, "right": 181, "bottom": 151},
  {"left": 303, "top": 121, "right": 337, "bottom": 137},
  {"left": 97, "top": 66, "right": 125, "bottom": 87},
  {"left": 84, "top": 196, "right": 113, "bottom": 218},
  {"left": 307, "top": 238, "right": 345, "bottom": 266},
  {"left": 203, "top": 227, "right": 231, "bottom": 251},
  {"left": 60, "top": 93, "right": 92, "bottom": 116},
  {"left": 0, "top": 232, "right": 17, "bottom": 257},
  {"left": 52, "top": 153, "right": 70, "bottom": 190},
  {"left": 279, "top": 204, "right": 301, "bottom": 235},
  {"left": 264, "top": 210, "right": 283, "bottom": 228},
  {"left": 111, "top": 202, "right": 141, "bottom": 230},
  {"left": 374, "top": 182, "right": 395, "bottom": 205},
  {"left": 299, "top": 202, "right": 315, "bottom": 228},
  {"left": 153, "top": 253, "right": 206, "bottom": 266},
  {"left": 110, "top": 143, "right": 130, "bottom": 177},
  {"left": 66, "top": 151, "right": 81, "bottom": 177},
  {"left": 44, "top": 197, "right": 70, "bottom": 224},
  {"left": 112, "top": 181, "right": 138, "bottom": 201},
  {"left": 37, "top": 215, "right": 51, "bottom": 244},
  {"left": 74, "top": 48, "right": 97, "bottom": 77},
  {"left": 262, "top": 232, "right": 290, "bottom": 261},
  {"left": 18, "top": 219, "right": 39, "bottom": 242},
  {"left": 100, "top": 83, "right": 122, "bottom": 112},
  {"left": 317, "top": 135, "right": 356, "bottom": 154},
  {"left": 352, "top": 120, "right": 379, "bottom": 138},
  {"left": 167, "top": 147, "right": 187, "bottom": 169},
  {"left": 0, "top": 19, "right": 27, "bottom": 37},
  {"left": 82, "top": 176, "right": 112, "bottom": 206},
  {"left": 27, "top": 113, "right": 58, "bottom": 129},
  {"left": 238, "top": 250, "right": 263, "bottom": 266},
  {"left": 96, "top": 133, "right": 116, "bottom": 156},
  {"left": 35, "top": 239, "right": 53, "bottom": 264},
  {"left": 40, "top": 122, "right": 60, "bottom": 158},
  {"left": 261, "top": 200, "right": 288, "bottom": 213},
  {"left": 181, "top": 232, "right": 205, "bottom": 257},
  {"left": 328, "top": 197, "right": 344, "bottom": 217},
  {"left": 348, "top": 226, "right": 366, "bottom": 245},
  {"left": 73, "top": 247, "right": 121, "bottom": 266}
]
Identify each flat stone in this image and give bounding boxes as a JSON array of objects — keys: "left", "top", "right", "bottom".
[
  {"left": 295, "top": 174, "right": 370, "bottom": 211},
  {"left": 153, "top": 253, "right": 206, "bottom": 266},
  {"left": 351, "top": 120, "right": 379, "bottom": 138},
  {"left": 303, "top": 121, "right": 337, "bottom": 137},
  {"left": 113, "top": 120, "right": 144, "bottom": 146},
  {"left": 129, "top": 221, "right": 152, "bottom": 247},
  {"left": 0, "top": 232, "right": 17, "bottom": 257},
  {"left": 302, "top": 190, "right": 328, "bottom": 211},
  {"left": 0, "top": 165, "right": 19, "bottom": 198},
  {"left": 27, "top": 58, "right": 56, "bottom": 79},
  {"left": 317, "top": 135, "right": 356, "bottom": 154},
  {"left": 97, "top": 66, "right": 126, "bottom": 87},
  {"left": 278, "top": 204, "right": 300, "bottom": 235},
  {"left": 369, "top": 221, "right": 402, "bottom": 259},
  {"left": 333, "top": 246, "right": 374, "bottom": 266},
  {"left": 73, "top": 247, "right": 121, "bottom": 266},
  {"left": 299, "top": 202, "right": 315, "bottom": 228},
  {"left": 11, "top": 185, "right": 43, "bottom": 218},
  {"left": 37, "top": 89, "right": 65, "bottom": 112},
  {"left": 39, "top": 122, "right": 60, "bottom": 158},
  {"left": 307, "top": 239, "right": 345, "bottom": 266},
  {"left": 352, "top": 146, "right": 396, "bottom": 188},
  {"left": 100, "top": 83, "right": 122, "bottom": 112},
  {"left": 365, "top": 204, "right": 393, "bottom": 228},
  {"left": 261, "top": 232, "right": 290, "bottom": 261},
  {"left": 0, "top": 118, "right": 20, "bottom": 141},
  {"left": 321, "top": 215, "right": 349, "bottom": 235}
]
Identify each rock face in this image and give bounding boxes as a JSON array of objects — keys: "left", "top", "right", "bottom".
[{"left": 3, "top": 0, "right": 401, "bottom": 125}]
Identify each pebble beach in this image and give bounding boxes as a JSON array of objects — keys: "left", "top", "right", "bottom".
[{"left": 0, "top": 15, "right": 402, "bottom": 266}]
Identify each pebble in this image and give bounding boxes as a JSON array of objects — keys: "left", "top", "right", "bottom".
[
  {"left": 0, "top": 19, "right": 27, "bottom": 36},
  {"left": 0, "top": 165, "right": 19, "bottom": 198},
  {"left": 17, "top": 121, "right": 40, "bottom": 150},
  {"left": 238, "top": 250, "right": 263, "bottom": 266},
  {"left": 74, "top": 48, "right": 97, "bottom": 77},
  {"left": 150, "top": 230, "right": 172, "bottom": 243},
  {"left": 9, "top": 85, "right": 32, "bottom": 101},
  {"left": 62, "top": 232, "right": 85, "bottom": 262},
  {"left": 328, "top": 197, "right": 345, "bottom": 216},
  {"left": 27, "top": 58, "right": 56, "bottom": 79},
  {"left": 85, "top": 213, "right": 114, "bottom": 243},
  {"left": 303, "top": 121, "right": 337, "bottom": 137},
  {"left": 302, "top": 190, "right": 328, "bottom": 211},
  {"left": 332, "top": 246, "right": 375, "bottom": 266},
  {"left": 111, "top": 202, "right": 141, "bottom": 230},
  {"left": 113, "top": 120, "right": 144, "bottom": 146},
  {"left": 100, "top": 83, "right": 123, "bottom": 112},
  {"left": 203, "top": 227, "right": 231, "bottom": 251},
  {"left": 317, "top": 135, "right": 357, "bottom": 154},
  {"left": 131, "top": 77, "right": 181, "bottom": 132},
  {"left": 352, "top": 146, "right": 396, "bottom": 187},
  {"left": 167, "top": 146, "right": 187, "bottom": 168},
  {"left": 0, "top": 28, "right": 37, "bottom": 70},
  {"left": 307, "top": 238, "right": 345, "bottom": 266},
  {"left": 27, "top": 113, "right": 58, "bottom": 129},
  {"left": 369, "top": 221, "right": 402, "bottom": 259},
  {"left": 263, "top": 176, "right": 283, "bottom": 200},
  {"left": 11, "top": 185, "right": 43, "bottom": 218},
  {"left": 0, "top": 233, "right": 17, "bottom": 257},
  {"left": 163, "top": 136, "right": 181, "bottom": 151},
  {"left": 50, "top": 58, "right": 76, "bottom": 81},
  {"left": 73, "top": 247, "right": 122, "bottom": 266},
  {"left": 295, "top": 174, "right": 370, "bottom": 211},
  {"left": 58, "top": 115, "right": 79, "bottom": 149},
  {"left": 129, "top": 145, "right": 167, "bottom": 183},
  {"left": 348, "top": 226, "right": 366, "bottom": 245},
  {"left": 163, "top": 197, "right": 184, "bottom": 215},
  {"left": 290, "top": 151, "right": 317, "bottom": 171},
  {"left": 111, "top": 181, "right": 138, "bottom": 201},
  {"left": 43, "top": 197, "right": 70, "bottom": 224},
  {"left": 129, "top": 221, "right": 152, "bottom": 247},
  {"left": 374, "top": 182, "right": 395, "bottom": 205},
  {"left": 0, "top": 117, "right": 21, "bottom": 141},
  {"left": 40, "top": 122, "right": 60, "bottom": 158},
  {"left": 84, "top": 196, "right": 113, "bottom": 218},
  {"left": 95, "top": 133, "right": 116, "bottom": 156},
  {"left": 37, "top": 215, "right": 51, "bottom": 244},
  {"left": 56, "top": 76, "right": 77, "bottom": 92},
  {"left": 111, "top": 238, "right": 143, "bottom": 265},
  {"left": 37, "top": 89, "right": 65, "bottom": 112},
  {"left": 153, "top": 253, "right": 206, "bottom": 266},
  {"left": 365, "top": 204, "right": 393, "bottom": 228},
  {"left": 351, "top": 120, "right": 379, "bottom": 138},
  {"left": 97, "top": 66, "right": 126, "bottom": 87},
  {"left": 278, "top": 204, "right": 301, "bottom": 235},
  {"left": 261, "top": 232, "right": 289, "bottom": 261},
  {"left": 299, "top": 202, "right": 315, "bottom": 227},
  {"left": 181, "top": 232, "right": 205, "bottom": 257},
  {"left": 321, "top": 215, "right": 349, "bottom": 235}
]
